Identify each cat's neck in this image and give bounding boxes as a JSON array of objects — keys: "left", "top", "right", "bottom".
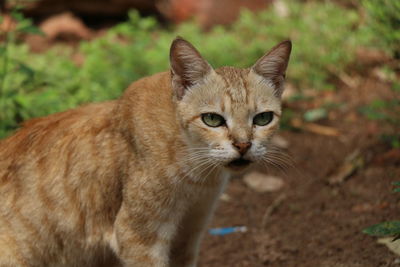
[{"left": 115, "top": 72, "right": 179, "bottom": 154}]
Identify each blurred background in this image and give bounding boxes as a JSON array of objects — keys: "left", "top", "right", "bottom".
[{"left": 0, "top": 0, "right": 399, "bottom": 266}]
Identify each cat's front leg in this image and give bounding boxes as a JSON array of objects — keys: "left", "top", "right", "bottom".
[
  {"left": 170, "top": 180, "right": 227, "bottom": 267},
  {"left": 112, "top": 204, "right": 174, "bottom": 267},
  {"left": 169, "top": 213, "right": 206, "bottom": 267}
]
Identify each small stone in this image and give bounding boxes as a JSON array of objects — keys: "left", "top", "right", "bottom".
[
  {"left": 220, "top": 193, "right": 231, "bottom": 202},
  {"left": 243, "top": 171, "right": 284, "bottom": 193},
  {"left": 271, "top": 135, "right": 289, "bottom": 149}
]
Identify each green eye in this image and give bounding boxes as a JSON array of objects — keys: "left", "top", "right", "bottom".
[
  {"left": 201, "top": 113, "right": 225, "bottom": 127},
  {"left": 253, "top": 112, "right": 274, "bottom": 126}
]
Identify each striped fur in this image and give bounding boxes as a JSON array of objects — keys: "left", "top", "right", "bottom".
[{"left": 0, "top": 38, "right": 291, "bottom": 266}]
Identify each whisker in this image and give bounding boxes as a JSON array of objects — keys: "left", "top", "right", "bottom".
[
  {"left": 200, "top": 161, "right": 221, "bottom": 182},
  {"left": 178, "top": 158, "right": 214, "bottom": 182},
  {"left": 261, "top": 158, "right": 288, "bottom": 175},
  {"left": 258, "top": 144, "right": 304, "bottom": 178}
]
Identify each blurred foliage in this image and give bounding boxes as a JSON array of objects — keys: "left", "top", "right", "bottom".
[
  {"left": 0, "top": 0, "right": 391, "bottom": 138},
  {"left": 0, "top": 7, "right": 45, "bottom": 137},
  {"left": 359, "top": 98, "right": 400, "bottom": 148},
  {"left": 364, "top": 221, "right": 400, "bottom": 237},
  {"left": 381, "top": 134, "right": 400, "bottom": 149},
  {"left": 363, "top": 0, "right": 400, "bottom": 58},
  {"left": 364, "top": 182, "right": 400, "bottom": 238},
  {"left": 303, "top": 108, "right": 328, "bottom": 122},
  {"left": 359, "top": 99, "right": 400, "bottom": 123}
]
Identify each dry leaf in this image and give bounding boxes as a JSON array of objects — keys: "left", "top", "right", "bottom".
[
  {"left": 291, "top": 118, "right": 340, "bottom": 137},
  {"left": 328, "top": 150, "right": 364, "bottom": 185},
  {"left": 378, "top": 237, "right": 400, "bottom": 256}
]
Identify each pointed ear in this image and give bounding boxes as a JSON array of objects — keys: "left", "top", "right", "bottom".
[
  {"left": 170, "top": 37, "right": 213, "bottom": 100},
  {"left": 252, "top": 40, "right": 292, "bottom": 97}
]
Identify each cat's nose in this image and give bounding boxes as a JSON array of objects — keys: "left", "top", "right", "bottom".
[{"left": 232, "top": 141, "right": 252, "bottom": 155}]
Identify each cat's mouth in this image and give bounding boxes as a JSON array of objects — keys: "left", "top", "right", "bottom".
[{"left": 226, "top": 158, "right": 252, "bottom": 170}]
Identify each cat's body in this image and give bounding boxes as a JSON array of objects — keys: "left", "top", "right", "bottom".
[{"left": 0, "top": 38, "right": 291, "bottom": 266}]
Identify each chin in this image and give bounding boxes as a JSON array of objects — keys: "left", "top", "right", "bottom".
[{"left": 224, "top": 158, "right": 253, "bottom": 173}]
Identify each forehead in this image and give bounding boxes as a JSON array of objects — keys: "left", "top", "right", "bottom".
[
  {"left": 183, "top": 66, "right": 281, "bottom": 115},
  {"left": 215, "top": 67, "right": 250, "bottom": 105},
  {"left": 212, "top": 67, "right": 280, "bottom": 113}
]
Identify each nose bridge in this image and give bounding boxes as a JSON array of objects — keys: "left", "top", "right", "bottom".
[
  {"left": 231, "top": 125, "right": 251, "bottom": 143},
  {"left": 229, "top": 108, "right": 251, "bottom": 142},
  {"left": 227, "top": 105, "right": 252, "bottom": 154}
]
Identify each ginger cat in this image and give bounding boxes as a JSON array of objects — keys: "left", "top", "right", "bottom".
[{"left": 0, "top": 37, "right": 291, "bottom": 266}]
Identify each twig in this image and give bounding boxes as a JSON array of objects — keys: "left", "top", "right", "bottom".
[
  {"left": 291, "top": 118, "right": 340, "bottom": 137},
  {"left": 261, "top": 193, "right": 286, "bottom": 228},
  {"left": 328, "top": 149, "right": 364, "bottom": 185}
]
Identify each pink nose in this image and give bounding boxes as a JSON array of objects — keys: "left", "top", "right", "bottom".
[{"left": 232, "top": 142, "right": 252, "bottom": 155}]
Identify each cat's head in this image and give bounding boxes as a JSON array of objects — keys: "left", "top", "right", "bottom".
[{"left": 170, "top": 37, "right": 291, "bottom": 173}]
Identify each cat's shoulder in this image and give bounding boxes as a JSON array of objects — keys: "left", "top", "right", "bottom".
[
  {"left": 122, "top": 71, "right": 171, "bottom": 99},
  {"left": 118, "top": 71, "right": 174, "bottom": 118}
]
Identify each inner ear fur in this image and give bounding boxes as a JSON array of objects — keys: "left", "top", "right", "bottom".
[
  {"left": 252, "top": 40, "right": 292, "bottom": 97},
  {"left": 170, "top": 37, "right": 213, "bottom": 100}
]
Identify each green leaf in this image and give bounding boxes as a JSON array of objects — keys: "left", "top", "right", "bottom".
[
  {"left": 393, "top": 82, "right": 400, "bottom": 92},
  {"left": 14, "top": 95, "right": 30, "bottom": 108},
  {"left": 10, "top": 11, "right": 24, "bottom": 22},
  {"left": 393, "top": 188, "right": 400, "bottom": 193},
  {"left": 303, "top": 108, "right": 328, "bottom": 122},
  {"left": 358, "top": 105, "right": 388, "bottom": 120},
  {"left": 392, "top": 182, "right": 400, "bottom": 186},
  {"left": 18, "top": 25, "right": 44, "bottom": 36},
  {"left": 363, "top": 221, "right": 400, "bottom": 236},
  {"left": 0, "top": 46, "right": 6, "bottom": 56},
  {"left": 16, "top": 61, "right": 35, "bottom": 76},
  {"left": 392, "top": 139, "right": 400, "bottom": 149}
]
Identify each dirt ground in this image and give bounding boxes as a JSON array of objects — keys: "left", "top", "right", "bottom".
[{"left": 200, "top": 75, "right": 400, "bottom": 266}]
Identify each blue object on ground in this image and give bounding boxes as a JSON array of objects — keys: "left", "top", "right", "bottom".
[{"left": 208, "top": 226, "right": 247, "bottom": 236}]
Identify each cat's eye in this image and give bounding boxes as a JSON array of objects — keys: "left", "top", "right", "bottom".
[
  {"left": 253, "top": 112, "right": 274, "bottom": 126},
  {"left": 201, "top": 113, "right": 225, "bottom": 127}
]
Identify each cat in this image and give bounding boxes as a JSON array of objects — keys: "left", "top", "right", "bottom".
[{"left": 0, "top": 37, "right": 291, "bottom": 267}]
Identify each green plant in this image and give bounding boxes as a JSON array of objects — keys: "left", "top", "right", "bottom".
[
  {"left": 380, "top": 134, "right": 400, "bottom": 149},
  {"left": 359, "top": 99, "right": 400, "bottom": 148},
  {"left": 0, "top": 4, "right": 44, "bottom": 137},
  {"left": 363, "top": 182, "right": 400, "bottom": 239},
  {"left": 0, "top": 2, "right": 379, "bottom": 138},
  {"left": 363, "top": 0, "right": 400, "bottom": 58},
  {"left": 358, "top": 99, "right": 400, "bottom": 123}
]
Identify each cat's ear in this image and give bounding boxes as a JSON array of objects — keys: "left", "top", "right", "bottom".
[
  {"left": 170, "top": 37, "right": 213, "bottom": 100},
  {"left": 252, "top": 40, "right": 292, "bottom": 97}
]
